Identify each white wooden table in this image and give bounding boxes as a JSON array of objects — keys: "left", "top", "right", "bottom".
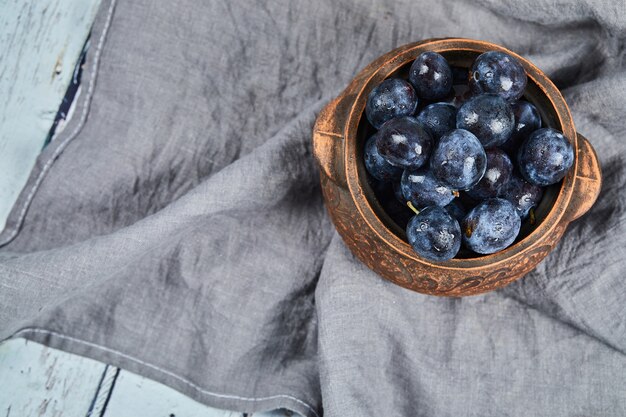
[
  {"left": 0, "top": 339, "right": 291, "bottom": 417},
  {"left": 0, "top": 2, "right": 298, "bottom": 416}
]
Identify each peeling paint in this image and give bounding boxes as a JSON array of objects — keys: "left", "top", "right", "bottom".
[{"left": 51, "top": 48, "right": 65, "bottom": 81}]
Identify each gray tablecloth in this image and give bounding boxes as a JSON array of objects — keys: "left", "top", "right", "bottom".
[{"left": 1, "top": 0, "right": 625, "bottom": 415}]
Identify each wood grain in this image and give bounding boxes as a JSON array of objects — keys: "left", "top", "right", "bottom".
[
  {"left": 0, "top": 0, "right": 101, "bottom": 231},
  {"left": 0, "top": 339, "right": 105, "bottom": 417},
  {"left": 103, "top": 369, "right": 244, "bottom": 417},
  {"left": 0, "top": 338, "right": 302, "bottom": 416}
]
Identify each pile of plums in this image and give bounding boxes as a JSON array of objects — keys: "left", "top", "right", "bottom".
[{"left": 364, "top": 50, "right": 574, "bottom": 261}]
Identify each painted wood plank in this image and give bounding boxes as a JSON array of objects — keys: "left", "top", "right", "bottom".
[
  {"left": 102, "top": 370, "right": 245, "bottom": 417},
  {"left": 0, "top": 340, "right": 303, "bottom": 417},
  {"left": 0, "top": 0, "right": 102, "bottom": 231},
  {"left": 0, "top": 338, "right": 106, "bottom": 417},
  {"left": 103, "top": 370, "right": 304, "bottom": 417},
  {"left": 86, "top": 365, "right": 120, "bottom": 417}
]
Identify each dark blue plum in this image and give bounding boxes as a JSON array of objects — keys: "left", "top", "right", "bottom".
[
  {"left": 466, "top": 148, "right": 513, "bottom": 199},
  {"left": 512, "top": 101, "right": 542, "bottom": 139},
  {"left": 401, "top": 167, "right": 455, "bottom": 209},
  {"left": 406, "top": 206, "right": 461, "bottom": 261},
  {"left": 430, "top": 129, "right": 487, "bottom": 190},
  {"left": 416, "top": 103, "right": 457, "bottom": 141},
  {"left": 501, "top": 101, "right": 542, "bottom": 155},
  {"left": 376, "top": 116, "right": 433, "bottom": 169},
  {"left": 456, "top": 94, "right": 515, "bottom": 148},
  {"left": 445, "top": 199, "right": 466, "bottom": 222},
  {"left": 363, "top": 134, "right": 403, "bottom": 182},
  {"left": 518, "top": 128, "right": 574, "bottom": 186},
  {"left": 366, "top": 78, "right": 418, "bottom": 128},
  {"left": 499, "top": 174, "right": 544, "bottom": 219},
  {"left": 461, "top": 198, "right": 521, "bottom": 254},
  {"left": 409, "top": 52, "right": 453, "bottom": 100},
  {"left": 469, "top": 51, "right": 527, "bottom": 102}
]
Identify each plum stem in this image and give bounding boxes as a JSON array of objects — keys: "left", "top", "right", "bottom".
[
  {"left": 529, "top": 207, "right": 536, "bottom": 225},
  {"left": 453, "top": 191, "right": 460, "bottom": 198},
  {"left": 406, "top": 201, "right": 420, "bottom": 215}
]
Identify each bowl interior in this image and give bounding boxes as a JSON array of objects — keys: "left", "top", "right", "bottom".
[{"left": 355, "top": 49, "right": 564, "bottom": 259}]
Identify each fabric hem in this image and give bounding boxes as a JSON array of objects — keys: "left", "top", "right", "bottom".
[
  {"left": 0, "top": 0, "right": 117, "bottom": 247},
  {"left": 5, "top": 328, "right": 321, "bottom": 417}
]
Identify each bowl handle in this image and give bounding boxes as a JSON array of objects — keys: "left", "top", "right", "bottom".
[
  {"left": 565, "top": 133, "right": 602, "bottom": 222},
  {"left": 312, "top": 94, "right": 351, "bottom": 189}
]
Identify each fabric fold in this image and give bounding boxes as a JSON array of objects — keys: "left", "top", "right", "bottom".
[{"left": 1, "top": 0, "right": 625, "bottom": 415}]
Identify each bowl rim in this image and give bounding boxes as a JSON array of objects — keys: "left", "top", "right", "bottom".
[{"left": 343, "top": 38, "right": 578, "bottom": 270}]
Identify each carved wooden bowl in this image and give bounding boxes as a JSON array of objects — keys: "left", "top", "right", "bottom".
[{"left": 312, "top": 38, "right": 602, "bottom": 296}]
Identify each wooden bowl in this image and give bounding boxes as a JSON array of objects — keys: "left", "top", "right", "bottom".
[{"left": 312, "top": 38, "right": 602, "bottom": 296}]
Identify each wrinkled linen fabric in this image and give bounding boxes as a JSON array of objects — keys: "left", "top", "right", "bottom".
[{"left": 1, "top": 0, "right": 626, "bottom": 415}]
